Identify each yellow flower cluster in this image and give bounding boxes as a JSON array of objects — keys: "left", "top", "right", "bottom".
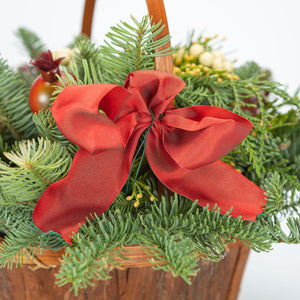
[
  {"left": 173, "top": 39, "right": 238, "bottom": 81},
  {"left": 174, "top": 62, "right": 239, "bottom": 81},
  {"left": 125, "top": 185, "right": 157, "bottom": 208}
]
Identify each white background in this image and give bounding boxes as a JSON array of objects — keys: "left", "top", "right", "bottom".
[{"left": 0, "top": 1, "right": 300, "bottom": 299}]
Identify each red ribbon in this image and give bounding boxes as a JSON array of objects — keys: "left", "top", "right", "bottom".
[{"left": 33, "top": 70, "right": 266, "bottom": 244}]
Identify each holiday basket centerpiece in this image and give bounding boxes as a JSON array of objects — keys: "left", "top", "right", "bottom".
[{"left": 0, "top": 0, "right": 300, "bottom": 299}]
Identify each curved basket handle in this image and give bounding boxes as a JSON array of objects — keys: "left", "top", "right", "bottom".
[
  {"left": 81, "top": 0, "right": 173, "bottom": 73},
  {"left": 81, "top": 0, "right": 96, "bottom": 38},
  {"left": 146, "top": 0, "right": 173, "bottom": 73}
]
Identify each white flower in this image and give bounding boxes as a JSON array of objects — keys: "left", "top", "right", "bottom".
[
  {"left": 52, "top": 48, "right": 74, "bottom": 66},
  {"left": 212, "top": 58, "right": 224, "bottom": 70},
  {"left": 199, "top": 52, "right": 214, "bottom": 67},
  {"left": 189, "top": 44, "right": 204, "bottom": 57},
  {"left": 223, "top": 61, "right": 234, "bottom": 72},
  {"left": 212, "top": 50, "right": 225, "bottom": 61}
]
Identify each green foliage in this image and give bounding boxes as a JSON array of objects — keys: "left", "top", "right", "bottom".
[
  {"left": 56, "top": 211, "right": 136, "bottom": 296},
  {"left": 56, "top": 195, "right": 274, "bottom": 294},
  {"left": 100, "top": 15, "right": 173, "bottom": 85},
  {"left": 0, "top": 220, "right": 65, "bottom": 268},
  {"left": 67, "top": 34, "right": 89, "bottom": 49},
  {"left": 0, "top": 57, "right": 37, "bottom": 142},
  {"left": 140, "top": 196, "right": 272, "bottom": 254},
  {"left": 72, "top": 40, "right": 103, "bottom": 83},
  {"left": 262, "top": 173, "right": 286, "bottom": 214},
  {"left": 234, "top": 61, "right": 270, "bottom": 80},
  {"left": 0, "top": 138, "right": 72, "bottom": 203},
  {"left": 32, "top": 109, "right": 79, "bottom": 156},
  {"left": 259, "top": 215, "right": 300, "bottom": 244},
  {"left": 0, "top": 196, "right": 35, "bottom": 235},
  {"left": 15, "top": 27, "right": 46, "bottom": 59},
  {"left": 141, "top": 232, "right": 200, "bottom": 283},
  {"left": 0, "top": 138, "right": 69, "bottom": 269}
]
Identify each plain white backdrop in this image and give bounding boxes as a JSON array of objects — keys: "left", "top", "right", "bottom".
[{"left": 0, "top": 1, "right": 300, "bottom": 299}]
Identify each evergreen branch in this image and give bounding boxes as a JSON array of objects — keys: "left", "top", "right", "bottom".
[
  {"left": 67, "top": 34, "right": 89, "bottom": 49},
  {"left": 56, "top": 211, "right": 137, "bottom": 296},
  {"left": 15, "top": 27, "right": 46, "bottom": 59},
  {"left": 259, "top": 215, "right": 300, "bottom": 244},
  {"left": 100, "top": 15, "right": 173, "bottom": 85},
  {"left": 281, "top": 195, "right": 300, "bottom": 217},
  {"left": 234, "top": 61, "right": 269, "bottom": 80},
  {"left": 262, "top": 173, "right": 286, "bottom": 215},
  {"left": 286, "top": 217, "right": 300, "bottom": 243},
  {"left": 72, "top": 40, "right": 102, "bottom": 82},
  {"left": 32, "top": 109, "right": 79, "bottom": 156},
  {"left": 0, "top": 138, "right": 72, "bottom": 203},
  {"left": 0, "top": 199, "right": 35, "bottom": 235},
  {"left": 140, "top": 231, "right": 200, "bottom": 284},
  {"left": 0, "top": 57, "right": 37, "bottom": 141},
  {"left": 140, "top": 195, "right": 272, "bottom": 257},
  {"left": 0, "top": 220, "right": 65, "bottom": 268}
]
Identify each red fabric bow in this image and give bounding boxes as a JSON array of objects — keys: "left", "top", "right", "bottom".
[{"left": 33, "top": 70, "right": 266, "bottom": 243}]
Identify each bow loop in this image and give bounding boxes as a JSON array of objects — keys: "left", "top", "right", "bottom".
[
  {"left": 160, "top": 106, "right": 253, "bottom": 169},
  {"left": 52, "top": 84, "right": 130, "bottom": 153}
]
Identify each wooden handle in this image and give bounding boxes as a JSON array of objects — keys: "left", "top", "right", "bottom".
[
  {"left": 81, "top": 0, "right": 96, "bottom": 37},
  {"left": 146, "top": 0, "right": 173, "bottom": 73}
]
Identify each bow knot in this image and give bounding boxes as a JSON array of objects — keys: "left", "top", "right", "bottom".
[
  {"left": 33, "top": 70, "right": 267, "bottom": 244},
  {"left": 147, "top": 109, "right": 156, "bottom": 132}
]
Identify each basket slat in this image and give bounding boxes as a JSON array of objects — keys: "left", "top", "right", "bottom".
[
  {"left": 0, "top": 238, "right": 159, "bottom": 268},
  {"left": 0, "top": 240, "right": 250, "bottom": 300}
]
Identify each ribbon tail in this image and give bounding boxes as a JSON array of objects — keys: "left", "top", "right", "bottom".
[
  {"left": 146, "top": 129, "right": 266, "bottom": 221},
  {"left": 33, "top": 148, "right": 130, "bottom": 244}
]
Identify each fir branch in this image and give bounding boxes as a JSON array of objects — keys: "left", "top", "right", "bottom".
[
  {"left": 0, "top": 199, "right": 35, "bottom": 235},
  {"left": 286, "top": 217, "right": 300, "bottom": 243},
  {"left": 281, "top": 194, "right": 300, "bottom": 218},
  {"left": 100, "top": 15, "right": 173, "bottom": 85},
  {"left": 0, "top": 138, "right": 72, "bottom": 203},
  {"left": 262, "top": 173, "right": 286, "bottom": 215},
  {"left": 0, "top": 220, "right": 65, "bottom": 268},
  {"left": 72, "top": 40, "right": 102, "bottom": 82},
  {"left": 56, "top": 211, "right": 137, "bottom": 296},
  {"left": 67, "top": 34, "right": 89, "bottom": 49},
  {"left": 234, "top": 61, "right": 267, "bottom": 80},
  {"left": 32, "top": 109, "right": 79, "bottom": 156},
  {"left": 140, "top": 196, "right": 272, "bottom": 260},
  {"left": 0, "top": 57, "right": 37, "bottom": 141},
  {"left": 259, "top": 215, "right": 300, "bottom": 244},
  {"left": 53, "top": 61, "right": 103, "bottom": 90},
  {"left": 15, "top": 27, "right": 46, "bottom": 59},
  {"left": 140, "top": 231, "right": 200, "bottom": 284}
]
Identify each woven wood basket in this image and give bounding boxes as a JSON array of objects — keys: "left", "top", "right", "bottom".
[{"left": 0, "top": 1, "right": 250, "bottom": 299}]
